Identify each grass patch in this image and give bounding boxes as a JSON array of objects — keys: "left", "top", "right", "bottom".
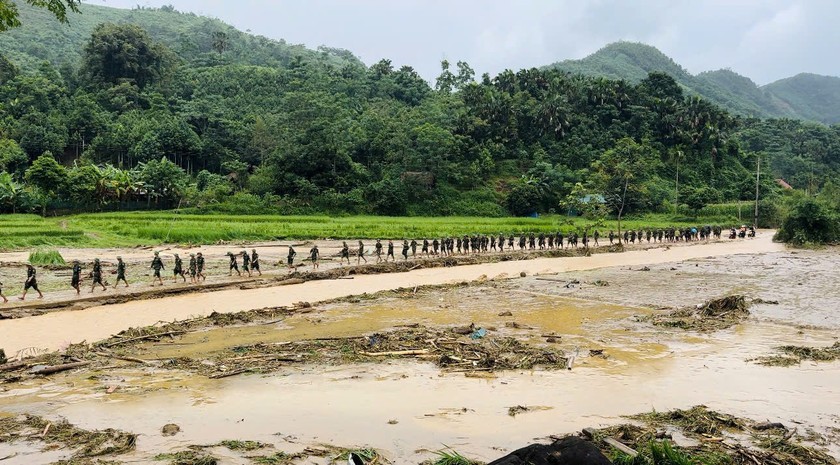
[
  {"left": 28, "top": 248, "right": 66, "bottom": 265},
  {"left": 0, "top": 211, "right": 739, "bottom": 249}
]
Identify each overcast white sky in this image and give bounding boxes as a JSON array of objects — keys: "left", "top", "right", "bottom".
[{"left": 91, "top": 0, "right": 840, "bottom": 85}]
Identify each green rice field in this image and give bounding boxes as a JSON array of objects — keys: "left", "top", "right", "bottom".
[{"left": 0, "top": 212, "right": 739, "bottom": 250}]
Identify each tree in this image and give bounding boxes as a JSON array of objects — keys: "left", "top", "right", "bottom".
[
  {"left": 0, "top": 138, "right": 28, "bottom": 179},
  {"left": 435, "top": 60, "right": 456, "bottom": 94},
  {"left": 138, "top": 157, "right": 188, "bottom": 205},
  {"left": 82, "top": 23, "right": 172, "bottom": 89},
  {"left": 774, "top": 196, "right": 838, "bottom": 245},
  {"left": 24, "top": 151, "right": 67, "bottom": 196},
  {"left": 0, "top": 0, "right": 80, "bottom": 31},
  {"left": 591, "top": 138, "right": 658, "bottom": 243},
  {"left": 211, "top": 31, "right": 229, "bottom": 55}
]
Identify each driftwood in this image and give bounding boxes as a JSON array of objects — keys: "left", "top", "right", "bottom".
[
  {"left": 102, "top": 331, "right": 185, "bottom": 348},
  {"left": 582, "top": 428, "right": 638, "bottom": 458},
  {"left": 94, "top": 352, "right": 154, "bottom": 365},
  {"left": 30, "top": 361, "right": 90, "bottom": 376},
  {"left": 359, "top": 349, "right": 429, "bottom": 357},
  {"left": 0, "top": 361, "right": 28, "bottom": 372},
  {"left": 209, "top": 369, "right": 249, "bottom": 379}
]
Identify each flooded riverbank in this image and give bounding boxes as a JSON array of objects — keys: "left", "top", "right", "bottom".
[{"left": 2, "top": 233, "right": 838, "bottom": 464}]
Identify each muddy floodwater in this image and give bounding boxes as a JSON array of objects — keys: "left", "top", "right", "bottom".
[{"left": 1, "top": 235, "right": 839, "bottom": 464}]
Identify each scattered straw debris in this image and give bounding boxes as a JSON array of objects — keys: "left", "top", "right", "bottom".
[
  {"left": 0, "top": 414, "right": 136, "bottom": 461},
  {"left": 750, "top": 342, "right": 840, "bottom": 367},
  {"left": 164, "top": 326, "right": 567, "bottom": 378},
  {"left": 647, "top": 295, "right": 751, "bottom": 331}
]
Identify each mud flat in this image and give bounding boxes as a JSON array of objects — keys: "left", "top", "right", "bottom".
[{"left": 2, "top": 233, "right": 839, "bottom": 464}]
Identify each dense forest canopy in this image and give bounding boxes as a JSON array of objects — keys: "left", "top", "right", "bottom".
[{"left": 1, "top": 3, "right": 839, "bottom": 219}]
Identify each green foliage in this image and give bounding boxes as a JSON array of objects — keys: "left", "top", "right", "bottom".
[
  {"left": 0, "top": 0, "right": 80, "bottom": 31},
  {"left": 430, "top": 447, "right": 481, "bottom": 465},
  {"left": 28, "top": 247, "right": 65, "bottom": 265},
  {"left": 24, "top": 151, "right": 66, "bottom": 196},
  {"left": 0, "top": 5, "right": 837, "bottom": 218},
  {"left": 0, "top": 139, "right": 28, "bottom": 178},
  {"left": 82, "top": 22, "right": 173, "bottom": 89},
  {"left": 612, "top": 440, "right": 728, "bottom": 465},
  {"left": 774, "top": 196, "right": 839, "bottom": 245}
]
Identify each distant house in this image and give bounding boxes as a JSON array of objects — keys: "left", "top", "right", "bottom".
[{"left": 776, "top": 179, "right": 793, "bottom": 190}]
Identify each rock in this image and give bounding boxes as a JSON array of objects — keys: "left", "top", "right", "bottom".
[
  {"left": 520, "top": 272, "right": 527, "bottom": 277},
  {"left": 161, "top": 423, "right": 181, "bottom": 436},
  {"left": 0, "top": 349, "right": 6, "bottom": 365},
  {"left": 488, "top": 436, "right": 612, "bottom": 465},
  {"left": 498, "top": 311, "right": 513, "bottom": 317}
]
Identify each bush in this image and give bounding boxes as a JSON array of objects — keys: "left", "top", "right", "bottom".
[{"left": 774, "top": 197, "right": 839, "bottom": 245}]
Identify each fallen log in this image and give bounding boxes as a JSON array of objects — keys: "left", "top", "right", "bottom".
[
  {"left": 602, "top": 437, "right": 638, "bottom": 457},
  {"left": 359, "top": 349, "right": 429, "bottom": 357},
  {"left": 102, "top": 331, "right": 185, "bottom": 348},
  {"left": 30, "top": 361, "right": 90, "bottom": 376}
]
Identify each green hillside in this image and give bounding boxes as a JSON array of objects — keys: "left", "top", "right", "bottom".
[
  {"left": 548, "top": 42, "right": 840, "bottom": 123},
  {"left": 762, "top": 73, "right": 840, "bottom": 124},
  {"left": 0, "top": 2, "right": 361, "bottom": 71}
]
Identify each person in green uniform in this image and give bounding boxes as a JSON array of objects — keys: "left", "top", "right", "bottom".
[
  {"left": 410, "top": 239, "right": 417, "bottom": 257},
  {"left": 0, "top": 281, "right": 6, "bottom": 303},
  {"left": 402, "top": 240, "right": 409, "bottom": 260},
  {"left": 374, "top": 240, "right": 383, "bottom": 263},
  {"left": 241, "top": 250, "right": 252, "bottom": 277},
  {"left": 386, "top": 240, "right": 394, "bottom": 261},
  {"left": 287, "top": 246, "right": 297, "bottom": 270},
  {"left": 357, "top": 240, "right": 367, "bottom": 264},
  {"left": 115, "top": 256, "right": 128, "bottom": 288},
  {"left": 188, "top": 254, "right": 197, "bottom": 284},
  {"left": 251, "top": 249, "right": 262, "bottom": 276},
  {"left": 309, "top": 244, "right": 320, "bottom": 269},
  {"left": 90, "top": 258, "right": 107, "bottom": 292},
  {"left": 227, "top": 252, "right": 240, "bottom": 276},
  {"left": 150, "top": 252, "right": 165, "bottom": 286},
  {"left": 173, "top": 253, "right": 186, "bottom": 282},
  {"left": 19, "top": 264, "right": 43, "bottom": 300},
  {"left": 71, "top": 260, "right": 82, "bottom": 295},
  {"left": 340, "top": 242, "right": 351, "bottom": 265},
  {"left": 196, "top": 252, "right": 206, "bottom": 281}
]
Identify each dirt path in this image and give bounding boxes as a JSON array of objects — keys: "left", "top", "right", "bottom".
[{"left": 0, "top": 233, "right": 783, "bottom": 356}]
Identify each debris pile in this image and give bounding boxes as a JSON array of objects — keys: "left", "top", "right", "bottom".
[
  {"left": 750, "top": 341, "right": 840, "bottom": 367},
  {"left": 648, "top": 295, "right": 751, "bottom": 331},
  {"left": 166, "top": 326, "right": 568, "bottom": 378},
  {"left": 584, "top": 406, "right": 839, "bottom": 465}
]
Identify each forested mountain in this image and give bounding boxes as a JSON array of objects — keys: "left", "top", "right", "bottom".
[
  {"left": 1, "top": 3, "right": 839, "bottom": 219},
  {"left": 0, "top": 2, "right": 361, "bottom": 72},
  {"left": 549, "top": 42, "right": 840, "bottom": 124}
]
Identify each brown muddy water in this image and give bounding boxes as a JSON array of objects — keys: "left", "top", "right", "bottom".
[
  {"left": 2, "top": 235, "right": 839, "bottom": 464},
  {"left": 0, "top": 233, "right": 782, "bottom": 355}
]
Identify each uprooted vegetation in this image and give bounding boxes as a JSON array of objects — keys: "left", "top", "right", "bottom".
[
  {"left": 163, "top": 325, "right": 568, "bottom": 378},
  {"left": 155, "top": 444, "right": 389, "bottom": 465},
  {"left": 646, "top": 295, "right": 751, "bottom": 331},
  {"left": 750, "top": 341, "right": 840, "bottom": 367},
  {"left": 0, "top": 414, "right": 136, "bottom": 462},
  {"left": 587, "top": 406, "right": 837, "bottom": 465}
]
